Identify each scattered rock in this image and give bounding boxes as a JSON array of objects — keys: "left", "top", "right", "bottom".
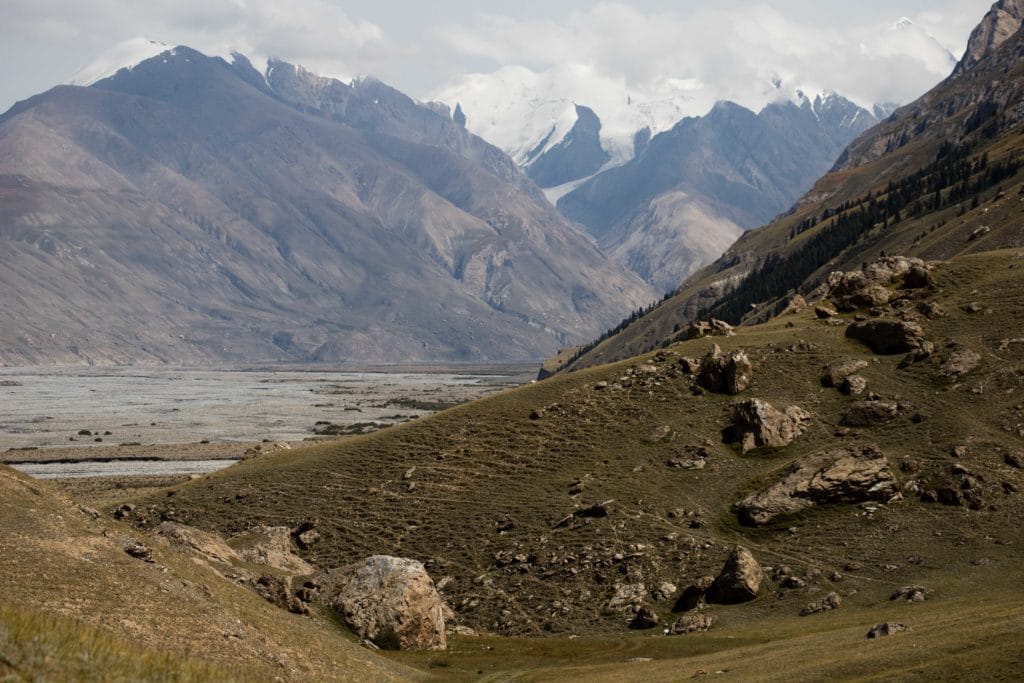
[
  {"left": 123, "top": 540, "right": 154, "bottom": 563},
  {"left": 800, "top": 592, "right": 841, "bottom": 616},
  {"left": 154, "top": 522, "right": 240, "bottom": 565},
  {"left": 890, "top": 585, "right": 931, "bottom": 602},
  {"left": 962, "top": 302, "right": 983, "bottom": 314},
  {"left": 229, "top": 526, "right": 313, "bottom": 575},
  {"left": 867, "top": 622, "right": 909, "bottom": 639},
  {"left": 728, "top": 399, "right": 810, "bottom": 453},
  {"left": 697, "top": 345, "right": 754, "bottom": 395},
  {"left": 839, "top": 402, "right": 900, "bottom": 427},
  {"left": 651, "top": 582, "right": 678, "bottom": 603},
  {"left": 815, "top": 305, "right": 837, "bottom": 319},
  {"left": 939, "top": 345, "right": 981, "bottom": 377},
  {"left": 607, "top": 583, "right": 647, "bottom": 611},
  {"left": 629, "top": 605, "right": 659, "bottom": 629},
  {"left": 1004, "top": 453, "right": 1023, "bottom": 469},
  {"left": 846, "top": 320, "right": 925, "bottom": 355},
  {"left": 113, "top": 503, "right": 135, "bottom": 520},
  {"left": 674, "top": 577, "right": 715, "bottom": 612},
  {"left": 917, "top": 301, "right": 945, "bottom": 319},
  {"left": 707, "top": 546, "right": 764, "bottom": 604},
  {"left": 254, "top": 574, "right": 307, "bottom": 614},
  {"left": 902, "top": 265, "right": 932, "bottom": 289},
  {"left": 326, "top": 555, "right": 448, "bottom": 651},
  {"left": 669, "top": 613, "right": 717, "bottom": 634},
  {"left": 645, "top": 425, "right": 674, "bottom": 443},
  {"left": 839, "top": 375, "right": 869, "bottom": 396},
  {"left": 734, "top": 446, "right": 899, "bottom": 526},
  {"left": 683, "top": 319, "right": 736, "bottom": 341},
  {"left": 821, "top": 360, "right": 869, "bottom": 388}
]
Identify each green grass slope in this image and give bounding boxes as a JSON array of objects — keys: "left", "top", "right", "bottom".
[{"left": 129, "top": 250, "right": 1024, "bottom": 681}]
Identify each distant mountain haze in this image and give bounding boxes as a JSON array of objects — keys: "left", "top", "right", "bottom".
[{"left": 0, "top": 47, "right": 654, "bottom": 365}]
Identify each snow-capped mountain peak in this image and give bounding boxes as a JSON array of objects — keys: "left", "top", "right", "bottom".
[{"left": 67, "top": 38, "right": 172, "bottom": 86}]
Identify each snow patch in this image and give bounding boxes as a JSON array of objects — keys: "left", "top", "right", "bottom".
[{"left": 67, "top": 38, "right": 171, "bottom": 86}]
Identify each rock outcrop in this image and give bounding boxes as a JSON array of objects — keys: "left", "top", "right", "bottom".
[
  {"left": 821, "top": 257, "right": 927, "bottom": 311},
  {"left": 707, "top": 546, "right": 764, "bottom": 604},
  {"left": 729, "top": 399, "right": 810, "bottom": 453},
  {"left": 327, "top": 555, "right": 448, "bottom": 651},
  {"left": 734, "top": 446, "right": 899, "bottom": 525},
  {"left": 698, "top": 345, "right": 754, "bottom": 395},
  {"left": 845, "top": 320, "right": 925, "bottom": 355},
  {"left": 839, "top": 402, "right": 901, "bottom": 427},
  {"left": 154, "top": 522, "right": 241, "bottom": 566},
  {"left": 867, "top": 622, "right": 909, "bottom": 638},
  {"left": 228, "top": 526, "right": 313, "bottom": 575},
  {"left": 669, "top": 613, "right": 717, "bottom": 634},
  {"left": 821, "top": 360, "right": 869, "bottom": 388}
]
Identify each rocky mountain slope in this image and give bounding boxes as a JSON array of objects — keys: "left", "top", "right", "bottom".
[
  {"left": 125, "top": 247, "right": 1024, "bottom": 662},
  {"left": 559, "top": 0, "right": 1024, "bottom": 371},
  {"left": 556, "top": 93, "right": 881, "bottom": 291},
  {"left": 0, "top": 47, "right": 653, "bottom": 366}
]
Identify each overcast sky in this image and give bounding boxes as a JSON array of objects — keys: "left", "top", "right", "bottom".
[{"left": 0, "top": 0, "right": 994, "bottom": 114}]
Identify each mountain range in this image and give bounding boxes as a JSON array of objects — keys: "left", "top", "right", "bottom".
[
  {"left": 558, "top": 0, "right": 1024, "bottom": 371},
  {"left": 0, "top": 48, "right": 654, "bottom": 366}
]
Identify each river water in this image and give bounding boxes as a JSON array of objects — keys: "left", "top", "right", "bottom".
[{"left": 0, "top": 366, "right": 526, "bottom": 455}]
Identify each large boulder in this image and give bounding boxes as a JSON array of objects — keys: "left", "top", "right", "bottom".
[
  {"left": 845, "top": 320, "right": 925, "bottom": 355},
  {"left": 826, "top": 271, "right": 894, "bottom": 311},
  {"left": 839, "top": 402, "right": 900, "bottom": 427},
  {"left": 821, "top": 360, "right": 869, "bottom": 388},
  {"left": 729, "top": 399, "right": 810, "bottom": 453},
  {"left": 683, "top": 319, "right": 735, "bottom": 341},
  {"left": 698, "top": 345, "right": 754, "bottom": 395},
  {"left": 327, "top": 555, "right": 447, "bottom": 651},
  {"left": 734, "top": 446, "right": 899, "bottom": 526},
  {"left": 707, "top": 546, "right": 764, "bottom": 604}
]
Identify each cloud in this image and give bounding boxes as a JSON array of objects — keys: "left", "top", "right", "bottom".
[{"left": 434, "top": 1, "right": 971, "bottom": 109}]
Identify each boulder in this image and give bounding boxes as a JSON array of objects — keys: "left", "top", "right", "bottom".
[
  {"left": 890, "top": 585, "right": 931, "bottom": 602},
  {"left": 799, "top": 592, "right": 841, "bottom": 616},
  {"left": 867, "top": 622, "right": 909, "bottom": 639},
  {"left": 821, "top": 360, "right": 869, "bottom": 388},
  {"left": 707, "top": 546, "right": 764, "bottom": 604},
  {"left": 327, "top": 555, "right": 447, "bottom": 651},
  {"left": 839, "top": 375, "right": 868, "bottom": 396},
  {"left": 826, "top": 271, "right": 894, "bottom": 311},
  {"left": 939, "top": 345, "right": 981, "bottom": 377},
  {"left": 839, "top": 402, "right": 900, "bottom": 427},
  {"left": 607, "top": 583, "right": 647, "bottom": 611},
  {"left": 683, "top": 319, "right": 735, "bottom": 341},
  {"left": 734, "top": 446, "right": 899, "bottom": 526},
  {"left": 629, "top": 605, "right": 659, "bottom": 630},
  {"left": 698, "top": 345, "right": 754, "bottom": 395},
  {"left": 674, "top": 576, "right": 715, "bottom": 612},
  {"left": 903, "top": 265, "right": 932, "bottom": 289},
  {"left": 229, "top": 526, "right": 313, "bottom": 575},
  {"left": 154, "top": 522, "right": 241, "bottom": 565},
  {"left": 729, "top": 399, "right": 810, "bottom": 453},
  {"left": 846, "top": 320, "right": 925, "bottom": 354},
  {"left": 669, "top": 613, "right": 717, "bottom": 634}
]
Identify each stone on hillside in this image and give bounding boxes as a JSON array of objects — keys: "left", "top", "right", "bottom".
[
  {"left": 826, "top": 271, "right": 893, "bottom": 311},
  {"left": 729, "top": 399, "right": 809, "bottom": 453},
  {"left": 840, "top": 402, "right": 900, "bottom": 427},
  {"left": 800, "top": 592, "right": 841, "bottom": 616},
  {"left": 669, "top": 613, "right": 717, "bottom": 634},
  {"left": 154, "top": 522, "right": 241, "bottom": 565},
  {"left": 229, "top": 526, "right": 313, "bottom": 575},
  {"left": 903, "top": 265, "right": 932, "bottom": 289},
  {"left": 645, "top": 425, "right": 674, "bottom": 443},
  {"left": 867, "top": 622, "right": 909, "bottom": 638},
  {"left": 683, "top": 319, "right": 735, "bottom": 341},
  {"left": 707, "top": 546, "right": 764, "bottom": 604},
  {"left": 734, "top": 446, "right": 899, "bottom": 526},
  {"left": 327, "top": 555, "right": 447, "bottom": 651},
  {"left": 674, "top": 576, "right": 715, "bottom": 612},
  {"left": 890, "top": 585, "right": 931, "bottom": 602},
  {"left": 254, "top": 574, "right": 307, "bottom": 615},
  {"left": 607, "top": 583, "right": 647, "bottom": 611},
  {"left": 917, "top": 301, "right": 945, "bottom": 319},
  {"left": 698, "top": 345, "right": 754, "bottom": 395},
  {"left": 939, "top": 345, "right": 981, "bottom": 377},
  {"left": 846, "top": 319, "right": 925, "bottom": 354},
  {"left": 821, "top": 360, "right": 869, "bottom": 387},
  {"left": 839, "top": 375, "right": 869, "bottom": 396},
  {"left": 629, "top": 605, "right": 660, "bottom": 629},
  {"left": 815, "top": 304, "right": 837, "bottom": 319}
]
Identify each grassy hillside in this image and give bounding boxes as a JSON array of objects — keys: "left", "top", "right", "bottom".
[
  {"left": 127, "top": 251, "right": 1024, "bottom": 655},
  {"left": 0, "top": 466, "right": 418, "bottom": 681}
]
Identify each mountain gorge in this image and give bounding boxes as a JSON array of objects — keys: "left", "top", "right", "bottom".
[{"left": 0, "top": 48, "right": 654, "bottom": 366}]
